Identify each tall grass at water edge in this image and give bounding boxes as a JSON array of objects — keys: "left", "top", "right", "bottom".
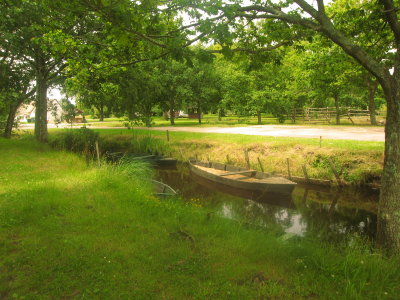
[
  {"left": 49, "top": 128, "right": 171, "bottom": 158},
  {"left": 87, "top": 128, "right": 384, "bottom": 186},
  {"left": 0, "top": 137, "right": 399, "bottom": 299}
]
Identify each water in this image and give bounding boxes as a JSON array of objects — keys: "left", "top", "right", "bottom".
[{"left": 156, "top": 164, "right": 378, "bottom": 242}]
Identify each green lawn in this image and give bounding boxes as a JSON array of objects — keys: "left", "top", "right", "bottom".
[{"left": 1, "top": 137, "right": 398, "bottom": 299}]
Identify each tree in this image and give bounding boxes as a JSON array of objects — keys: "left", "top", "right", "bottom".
[
  {"left": 61, "top": 98, "right": 77, "bottom": 127},
  {"left": 173, "top": 0, "right": 400, "bottom": 252},
  {"left": 184, "top": 58, "right": 221, "bottom": 124},
  {"left": 219, "top": 62, "right": 253, "bottom": 118},
  {"left": 68, "top": 69, "right": 120, "bottom": 121},
  {"left": 0, "top": 0, "right": 94, "bottom": 142},
  {"left": 0, "top": 50, "right": 35, "bottom": 138},
  {"left": 305, "top": 42, "right": 360, "bottom": 124},
  {"left": 118, "top": 61, "right": 164, "bottom": 127},
  {"left": 157, "top": 59, "right": 191, "bottom": 125}
]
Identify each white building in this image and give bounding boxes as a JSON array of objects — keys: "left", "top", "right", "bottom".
[{"left": 16, "top": 99, "right": 63, "bottom": 124}]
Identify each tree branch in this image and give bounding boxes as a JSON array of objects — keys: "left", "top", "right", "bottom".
[
  {"left": 92, "top": 52, "right": 170, "bottom": 70},
  {"left": 316, "top": 0, "right": 326, "bottom": 16},
  {"left": 237, "top": 5, "right": 321, "bottom": 31},
  {"left": 174, "top": 15, "right": 226, "bottom": 32},
  {"left": 380, "top": 0, "right": 400, "bottom": 46},
  {"left": 207, "top": 41, "right": 290, "bottom": 54},
  {"left": 293, "top": 0, "right": 319, "bottom": 19},
  {"left": 131, "top": 32, "right": 167, "bottom": 49},
  {"left": 232, "top": 2, "right": 388, "bottom": 81}
]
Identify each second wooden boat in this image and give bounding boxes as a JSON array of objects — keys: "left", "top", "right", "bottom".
[
  {"left": 152, "top": 179, "right": 177, "bottom": 197},
  {"left": 189, "top": 158, "right": 296, "bottom": 195}
]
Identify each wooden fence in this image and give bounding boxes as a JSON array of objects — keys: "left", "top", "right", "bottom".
[{"left": 289, "top": 107, "right": 386, "bottom": 124}]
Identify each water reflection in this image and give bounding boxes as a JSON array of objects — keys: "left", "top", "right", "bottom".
[{"left": 156, "top": 164, "right": 378, "bottom": 242}]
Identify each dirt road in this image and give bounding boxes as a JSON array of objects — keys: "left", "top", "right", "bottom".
[{"left": 146, "top": 125, "right": 385, "bottom": 142}]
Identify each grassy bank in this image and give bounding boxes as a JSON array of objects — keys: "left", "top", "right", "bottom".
[
  {"left": 89, "top": 128, "right": 384, "bottom": 187},
  {"left": 1, "top": 137, "right": 399, "bottom": 299}
]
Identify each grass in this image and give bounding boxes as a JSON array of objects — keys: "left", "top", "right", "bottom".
[
  {"left": 89, "top": 128, "right": 384, "bottom": 186},
  {"left": 1, "top": 137, "right": 399, "bottom": 299},
  {"left": 79, "top": 113, "right": 386, "bottom": 128}
]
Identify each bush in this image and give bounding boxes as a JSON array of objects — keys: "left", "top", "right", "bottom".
[
  {"left": 130, "top": 135, "right": 170, "bottom": 155},
  {"left": 98, "top": 134, "right": 132, "bottom": 153},
  {"left": 49, "top": 128, "right": 99, "bottom": 153}
]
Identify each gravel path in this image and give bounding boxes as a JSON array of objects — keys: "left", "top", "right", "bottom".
[{"left": 145, "top": 125, "right": 385, "bottom": 142}]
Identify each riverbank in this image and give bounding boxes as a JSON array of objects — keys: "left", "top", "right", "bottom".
[
  {"left": 1, "top": 137, "right": 399, "bottom": 299},
  {"left": 91, "top": 129, "right": 384, "bottom": 187}
]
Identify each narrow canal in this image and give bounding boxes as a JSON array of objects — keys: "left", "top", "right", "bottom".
[{"left": 156, "top": 164, "right": 378, "bottom": 243}]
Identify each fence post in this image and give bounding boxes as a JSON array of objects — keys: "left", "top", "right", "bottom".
[
  {"left": 257, "top": 157, "right": 265, "bottom": 173},
  {"left": 95, "top": 141, "right": 101, "bottom": 166},
  {"left": 166, "top": 130, "right": 170, "bottom": 142},
  {"left": 302, "top": 164, "right": 310, "bottom": 183},
  {"left": 85, "top": 144, "right": 90, "bottom": 167},
  {"left": 179, "top": 148, "right": 184, "bottom": 160},
  {"left": 286, "top": 158, "right": 291, "bottom": 179},
  {"left": 347, "top": 109, "right": 355, "bottom": 124},
  {"left": 328, "top": 158, "right": 342, "bottom": 185},
  {"left": 244, "top": 150, "right": 250, "bottom": 169}
]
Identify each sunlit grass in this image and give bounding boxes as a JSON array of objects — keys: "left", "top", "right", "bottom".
[{"left": 1, "top": 137, "right": 398, "bottom": 299}]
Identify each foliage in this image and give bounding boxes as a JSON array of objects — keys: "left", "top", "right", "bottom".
[
  {"left": 49, "top": 128, "right": 99, "bottom": 153},
  {"left": 60, "top": 99, "right": 77, "bottom": 125}
]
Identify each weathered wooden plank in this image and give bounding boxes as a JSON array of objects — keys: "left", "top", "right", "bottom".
[{"left": 219, "top": 170, "right": 256, "bottom": 177}]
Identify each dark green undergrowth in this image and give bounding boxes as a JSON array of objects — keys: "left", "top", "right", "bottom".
[
  {"left": 1, "top": 137, "right": 398, "bottom": 299},
  {"left": 49, "top": 128, "right": 170, "bottom": 157}
]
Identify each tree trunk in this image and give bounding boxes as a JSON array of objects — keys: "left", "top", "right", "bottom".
[
  {"left": 3, "top": 102, "right": 20, "bottom": 138},
  {"left": 218, "top": 109, "right": 222, "bottom": 121},
  {"left": 170, "top": 107, "right": 175, "bottom": 125},
  {"left": 34, "top": 57, "right": 48, "bottom": 143},
  {"left": 333, "top": 93, "right": 340, "bottom": 125},
  {"left": 98, "top": 104, "right": 104, "bottom": 121},
  {"left": 144, "top": 109, "right": 152, "bottom": 127},
  {"left": 3, "top": 89, "right": 35, "bottom": 138},
  {"left": 197, "top": 104, "right": 202, "bottom": 124},
  {"left": 104, "top": 105, "right": 111, "bottom": 118},
  {"left": 377, "top": 77, "right": 400, "bottom": 253},
  {"left": 257, "top": 111, "right": 262, "bottom": 125},
  {"left": 367, "top": 79, "right": 379, "bottom": 126}
]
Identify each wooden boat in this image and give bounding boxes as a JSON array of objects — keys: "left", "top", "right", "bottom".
[
  {"left": 190, "top": 172, "right": 294, "bottom": 208},
  {"left": 152, "top": 179, "right": 177, "bottom": 197},
  {"left": 188, "top": 158, "right": 296, "bottom": 195},
  {"left": 105, "top": 152, "right": 177, "bottom": 167}
]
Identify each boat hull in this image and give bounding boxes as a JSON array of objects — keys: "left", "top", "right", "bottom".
[{"left": 189, "top": 159, "right": 296, "bottom": 195}]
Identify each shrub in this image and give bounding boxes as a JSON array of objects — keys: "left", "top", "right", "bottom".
[{"left": 49, "top": 128, "right": 99, "bottom": 153}]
